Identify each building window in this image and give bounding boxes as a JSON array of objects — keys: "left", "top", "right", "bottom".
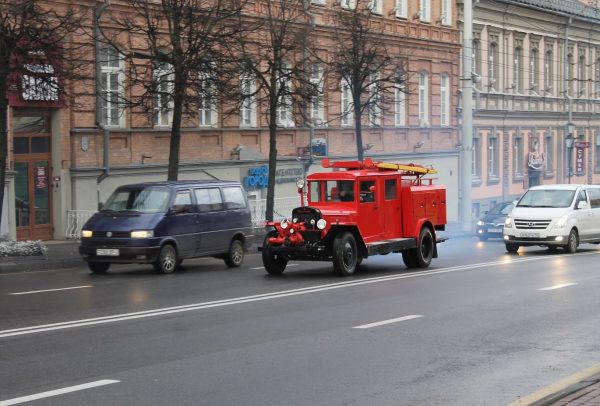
[
  {"left": 199, "top": 73, "right": 217, "bottom": 127},
  {"left": 440, "top": 74, "right": 450, "bottom": 127},
  {"left": 311, "top": 63, "right": 325, "bottom": 126},
  {"left": 514, "top": 46, "right": 523, "bottom": 93},
  {"left": 579, "top": 53, "right": 587, "bottom": 98},
  {"left": 595, "top": 133, "right": 600, "bottom": 172},
  {"left": 311, "top": 0, "right": 325, "bottom": 4},
  {"left": 567, "top": 53, "right": 574, "bottom": 97},
  {"left": 472, "top": 136, "right": 481, "bottom": 181},
  {"left": 473, "top": 40, "right": 481, "bottom": 76},
  {"left": 368, "top": 72, "right": 381, "bottom": 126},
  {"left": 441, "top": 0, "right": 451, "bottom": 25},
  {"left": 513, "top": 136, "right": 524, "bottom": 178},
  {"left": 99, "top": 47, "right": 123, "bottom": 127},
  {"left": 488, "top": 43, "right": 498, "bottom": 91},
  {"left": 418, "top": 71, "right": 429, "bottom": 126},
  {"left": 420, "top": 0, "right": 430, "bottom": 22},
  {"left": 394, "top": 0, "right": 407, "bottom": 18},
  {"left": 544, "top": 49, "right": 553, "bottom": 95},
  {"left": 488, "top": 136, "right": 499, "bottom": 179},
  {"left": 240, "top": 73, "right": 257, "bottom": 127},
  {"left": 154, "top": 62, "right": 173, "bottom": 127},
  {"left": 369, "top": 0, "right": 382, "bottom": 14},
  {"left": 595, "top": 56, "right": 600, "bottom": 98},
  {"left": 340, "top": 79, "right": 353, "bottom": 127},
  {"left": 530, "top": 48, "right": 539, "bottom": 93},
  {"left": 395, "top": 82, "right": 406, "bottom": 126},
  {"left": 341, "top": 0, "right": 356, "bottom": 9},
  {"left": 544, "top": 133, "right": 554, "bottom": 175}
]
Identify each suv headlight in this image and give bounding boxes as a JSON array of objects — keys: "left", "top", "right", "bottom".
[
  {"left": 131, "top": 230, "right": 154, "bottom": 238},
  {"left": 477, "top": 220, "right": 485, "bottom": 226},
  {"left": 554, "top": 215, "right": 569, "bottom": 228},
  {"left": 316, "top": 219, "right": 327, "bottom": 230},
  {"left": 280, "top": 219, "right": 289, "bottom": 229},
  {"left": 504, "top": 217, "right": 513, "bottom": 228},
  {"left": 81, "top": 230, "right": 93, "bottom": 238}
]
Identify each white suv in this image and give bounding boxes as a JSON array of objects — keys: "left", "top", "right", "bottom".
[{"left": 503, "top": 184, "right": 600, "bottom": 253}]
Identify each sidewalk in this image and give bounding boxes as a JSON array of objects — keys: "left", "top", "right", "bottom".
[{"left": 0, "top": 240, "right": 82, "bottom": 273}]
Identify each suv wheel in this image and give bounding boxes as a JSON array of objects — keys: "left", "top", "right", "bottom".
[
  {"left": 332, "top": 232, "right": 358, "bottom": 276},
  {"left": 262, "top": 231, "right": 288, "bottom": 275},
  {"left": 564, "top": 229, "right": 579, "bottom": 254},
  {"left": 154, "top": 244, "right": 177, "bottom": 274},
  {"left": 88, "top": 262, "right": 110, "bottom": 274},
  {"left": 224, "top": 239, "right": 244, "bottom": 267}
]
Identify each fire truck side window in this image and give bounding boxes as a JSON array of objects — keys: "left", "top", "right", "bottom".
[
  {"left": 309, "top": 181, "right": 321, "bottom": 203},
  {"left": 385, "top": 179, "right": 397, "bottom": 200},
  {"left": 359, "top": 181, "right": 375, "bottom": 203},
  {"left": 326, "top": 180, "right": 354, "bottom": 202}
]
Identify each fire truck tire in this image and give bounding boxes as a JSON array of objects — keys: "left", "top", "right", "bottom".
[
  {"left": 403, "top": 227, "right": 434, "bottom": 268},
  {"left": 262, "top": 232, "right": 288, "bottom": 275},
  {"left": 333, "top": 232, "right": 358, "bottom": 276},
  {"left": 401, "top": 251, "right": 418, "bottom": 268}
]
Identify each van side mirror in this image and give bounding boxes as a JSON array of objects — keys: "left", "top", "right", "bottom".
[
  {"left": 98, "top": 202, "right": 104, "bottom": 211},
  {"left": 577, "top": 201, "right": 588, "bottom": 210}
]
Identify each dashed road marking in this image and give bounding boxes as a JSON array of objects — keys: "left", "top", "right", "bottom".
[
  {"left": 9, "top": 286, "right": 92, "bottom": 296},
  {"left": 353, "top": 315, "right": 423, "bottom": 329},
  {"left": 537, "top": 283, "right": 578, "bottom": 291},
  {"left": 0, "top": 380, "right": 120, "bottom": 405}
]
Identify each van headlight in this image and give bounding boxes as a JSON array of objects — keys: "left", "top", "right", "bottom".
[
  {"left": 504, "top": 217, "right": 513, "bottom": 228},
  {"left": 280, "top": 219, "right": 289, "bottom": 229},
  {"left": 316, "top": 219, "right": 327, "bottom": 230},
  {"left": 554, "top": 215, "right": 569, "bottom": 228},
  {"left": 477, "top": 220, "right": 485, "bottom": 226},
  {"left": 131, "top": 230, "right": 154, "bottom": 238},
  {"left": 81, "top": 230, "right": 93, "bottom": 238}
]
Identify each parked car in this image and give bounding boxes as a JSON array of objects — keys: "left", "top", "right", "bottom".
[
  {"left": 476, "top": 201, "right": 514, "bottom": 241},
  {"left": 79, "top": 181, "right": 254, "bottom": 274},
  {"left": 503, "top": 184, "right": 600, "bottom": 253}
]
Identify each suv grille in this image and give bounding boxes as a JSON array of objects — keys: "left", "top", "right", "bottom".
[{"left": 514, "top": 219, "right": 551, "bottom": 230}]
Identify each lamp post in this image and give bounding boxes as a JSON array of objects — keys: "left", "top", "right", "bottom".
[{"left": 565, "top": 122, "right": 575, "bottom": 184}]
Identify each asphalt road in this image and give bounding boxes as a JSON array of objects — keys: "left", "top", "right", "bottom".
[{"left": 1, "top": 238, "right": 600, "bottom": 405}]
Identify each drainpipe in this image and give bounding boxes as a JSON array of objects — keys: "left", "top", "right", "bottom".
[
  {"left": 564, "top": 17, "right": 573, "bottom": 184},
  {"left": 95, "top": 0, "right": 111, "bottom": 184},
  {"left": 301, "top": 1, "right": 316, "bottom": 187}
]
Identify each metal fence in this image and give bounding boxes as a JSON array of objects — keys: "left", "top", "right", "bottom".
[{"left": 65, "top": 197, "right": 300, "bottom": 239}]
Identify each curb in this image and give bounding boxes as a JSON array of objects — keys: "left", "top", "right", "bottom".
[{"left": 0, "top": 257, "right": 84, "bottom": 273}]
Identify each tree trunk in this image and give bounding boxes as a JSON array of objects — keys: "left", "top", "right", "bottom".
[
  {"left": 354, "top": 94, "right": 363, "bottom": 161},
  {"left": 266, "top": 98, "right": 278, "bottom": 222},
  {"left": 0, "top": 58, "right": 8, "bottom": 233},
  {"left": 167, "top": 81, "right": 185, "bottom": 181}
]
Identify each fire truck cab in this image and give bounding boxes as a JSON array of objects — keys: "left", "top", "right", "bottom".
[{"left": 261, "top": 158, "right": 447, "bottom": 276}]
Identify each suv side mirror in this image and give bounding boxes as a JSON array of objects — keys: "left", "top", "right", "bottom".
[{"left": 577, "top": 201, "right": 588, "bottom": 210}]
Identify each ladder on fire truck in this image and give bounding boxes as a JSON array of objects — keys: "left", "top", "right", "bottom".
[{"left": 321, "top": 158, "right": 437, "bottom": 176}]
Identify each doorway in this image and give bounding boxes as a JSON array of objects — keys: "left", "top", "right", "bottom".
[{"left": 13, "top": 113, "right": 53, "bottom": 241}]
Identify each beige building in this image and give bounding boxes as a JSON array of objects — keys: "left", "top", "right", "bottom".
[{"left": 460, "top": 0, "right": 600, "bottom": 219}]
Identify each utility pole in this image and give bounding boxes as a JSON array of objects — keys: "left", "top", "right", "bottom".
[{"left": 460, "top": 0, "right": 473, "bottom": 232}]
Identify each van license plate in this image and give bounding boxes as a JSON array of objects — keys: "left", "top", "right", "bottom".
[
  {"left": 519, "top": 232, "right": 539, "bottom": 238},
  {"left": 97, "top": 249, "right": 119, "bottom": 256}
]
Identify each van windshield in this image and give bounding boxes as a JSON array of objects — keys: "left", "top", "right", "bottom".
[
  {"left": 517, "top": 189, "right": 575, "bottom": 208},
  {"left": 102, "top": 187, "right": 170, "bottom": 213}
]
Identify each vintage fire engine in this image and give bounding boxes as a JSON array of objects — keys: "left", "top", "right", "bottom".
[{"left": 261, "top": 158, "right": 447, "bottom": 276}]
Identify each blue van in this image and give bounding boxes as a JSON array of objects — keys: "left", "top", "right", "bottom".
[{"left": 79, "top": 181, "right": 254, "bottom": 274}]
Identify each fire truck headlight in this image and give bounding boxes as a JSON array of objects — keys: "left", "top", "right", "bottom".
[
  {"left": 316, "top": 219, "right": 327, "bottom": 230},
  {"left": 296, "top": 179, "right": 305, "bottom": 189},
  {"left": 280, "top": 219, "right": 289, "bottom": 229},
  {"left": 292, "top": 217, "right": 298, "bottom": 223}
]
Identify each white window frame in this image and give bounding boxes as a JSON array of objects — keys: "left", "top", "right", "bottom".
[
  {"left": 394, "top": 0, "right": 407, "bottom": 18},
  {"left": 311, "top": 0, "right": 325, "bottom": 4},
  {"left": 530, "top": 48, "right": 539, "bottom": 93},
  {"left": 544, "top": 49, "right": 553, "bottom": 95},
  {"left": 595, "top": 56, "right": 600, "bottom": 98},
  {"left": 310, "top": 63, "right": 325, "bottom": 126},
  {"left": 514, "top": 46, "right": 523, "bottom": 93},
  {"left": 441, "top": 0, "right": 451, "bottom": 25},
  {"left": 276, "top": 61, "right": 294, "bottom": 128},
  {"left": 99, "top": 47, "right": 124, "bottom": 127},
  {"left": 340, "top": 79, "right": 353, "bottom": 127},
  {"left": 579, "top": 53, "right": 587, "bottom": 97},
  {"left": 368, "top": 72, "right": 381, "bottom": 126},
  {"left": 199, "top": 73, "right": 218, "bottom": 127},
  {"left": 341, "top": 0, "right": 356, "bottom": 9},
  {"left": 369, "top": 0, "right": 382, "bottom": 14},
  {"left": 488, "top": 136, "right": 498, "bottom": 177},
  {"left": 154, "top": 62, "right": 173, "bottom": 127},
  {"left": 440, "top": 73, "right": 449, "bottom": 127},
  {"left": 488, "top": 43, "right": 498, "bottom": 91},
  {"left": 418, "top": 71, "right": 429, "bottom": 126},
  {"left": 544, "top": 133, "right": 554, "bottom": 175},
  {"left": 394, "top": 82, "right": 406, "bottom": 126},
  {"left": 513, "top": 136, "right": 524, "bottom": 177},
  {"left": 472, "top": 137, "right": 481, "bottom": 179},
  {"left": 240, "top": 73, "right": 257, "bottom": 128},
  {"left": 420, "top": 0, "right": 430, "bottom": 22}
]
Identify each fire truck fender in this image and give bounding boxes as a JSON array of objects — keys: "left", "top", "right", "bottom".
[
  {"left": 325, "top": 225, "right": 368, "bottom": 258},
  {"left": 413, "top": 220, "right": 438, "bottom": 259}
]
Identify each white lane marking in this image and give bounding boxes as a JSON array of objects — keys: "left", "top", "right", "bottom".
[
  {"left": 353, "top": 315, "right": 423, "bottom": 329},
  {"left": 0, "top": 255, "right": 589, "bottom": 339},
  {"left": 537, "top": 283, "right": 578, "bottom": 291},
  {"left": 9, "top": 286, "right": 92, "bottom": 296},
  {"left": 0, "top": 380, "right": 120, "bottom": 406}
]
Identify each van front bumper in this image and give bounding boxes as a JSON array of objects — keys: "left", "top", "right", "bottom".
[
  {"left": 79, "top": 245, "right": 161, "bottom": 263},
  {"left": 503, "top": 234, "right": 569, "bottom": 246}
]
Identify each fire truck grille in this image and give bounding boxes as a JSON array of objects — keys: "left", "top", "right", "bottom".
[
  {"left": 514, "top": 219, "right": 551, "bottom": 229},
  {"left": 292, "top": 206, "right": 322, "bottom": 243}
]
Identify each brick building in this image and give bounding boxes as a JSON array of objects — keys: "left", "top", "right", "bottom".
[{"left": 4, "top": 0, "right": 461, "bottom": 241}]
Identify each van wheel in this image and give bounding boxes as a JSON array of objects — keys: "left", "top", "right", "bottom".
[
  {"left": 332, "top": 232, "right": 358, "bottom": 276},
  {"left": 564, "top": 229, "right": 579, "bottom": 254},
  {"left": 224, "top": 239, "right": 244, "bottom": 268},
  {"left": 505, "top": 243, "right": 519, "bottom": 254},
  {"left": 88, "top": 262, "right": 110, "bottom": 274},
  {"left": 262, "top": 231, "right": 287, "bottom": 275},
  {"left": 154, "top": 244, "right": 177, "bottom": 274}
]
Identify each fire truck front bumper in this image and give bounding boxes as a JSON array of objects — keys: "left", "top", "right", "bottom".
[{"left": 259, "top": 244, "right": 330, "bottom": 261}]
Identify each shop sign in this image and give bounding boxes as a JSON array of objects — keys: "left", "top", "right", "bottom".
[
  {"left": 527, "top": 139, "right": 546, "bottom": 171},
  {"left": 575, "top": 146, "right": 586, "bottom": 175},
  {"left": 243, "top": 165, "right": 303, "bottom": 189},
  {"left": 35, "top": 166, "right": 47, "bottom": 189}
]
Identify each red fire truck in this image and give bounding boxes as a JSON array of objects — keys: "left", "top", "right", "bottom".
[{"left": 261, "top": 158, "right": 447, "bottom": 276}]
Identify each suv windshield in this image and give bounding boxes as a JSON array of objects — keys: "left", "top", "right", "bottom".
[
  {"left": 488, "top": 202, "right": 513, "bottom": 215},
  {"left": 102, "top": 187, "right": 170, "bottom": 213},
  {"left": 517, "top": 189, "right": 575, "bottom": 208}
]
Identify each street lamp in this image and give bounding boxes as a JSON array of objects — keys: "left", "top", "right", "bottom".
[{"left": 565, "top": 123, "right": 575, "bottom": 184}]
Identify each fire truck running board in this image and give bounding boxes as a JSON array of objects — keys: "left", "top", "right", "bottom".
[{"left": 366, "top": 238, "right": 417, "bottom": 256}]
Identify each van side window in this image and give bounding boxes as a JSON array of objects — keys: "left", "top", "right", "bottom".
[
  {"left": 576, "top": 190, "right": 588, "bottom": 206},
  {"left": 222, "top": 187, "right": 247, "bottom": 209},
  {"left": 194, "top": 188, "right": 223, "bottom": 212},
  {"left": 588, "top": 188, "right": 600, "bottom": 209},
  {"left": 172, "top": 190, "right": 192, "bottom": 213}
]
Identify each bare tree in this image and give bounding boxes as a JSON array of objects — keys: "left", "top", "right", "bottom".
[
  {"left": 239, "top": 0, "right": 315, "bottom": 221},
  {"left": 323, "top": 0, "right": 407, "bottom": 161},
  {"left": 0, "top": 0, "right": 85, "bottom": 231},
  {"left": 100, "top": 0, "right": 247, "bottom": 181}
]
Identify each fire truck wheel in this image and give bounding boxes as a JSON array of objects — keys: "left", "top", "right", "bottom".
[
  {"left": 401, "top": 251, "right": 418, "bottom": 268},
  {"left": 403, "top": 227, "right": 434, "bottom": 268},
  {"left": 333, "top": 232, "right": 358, "bottom": 276},
  {"left": 262, "top": 232, "right": 288, "bottom": 275}
]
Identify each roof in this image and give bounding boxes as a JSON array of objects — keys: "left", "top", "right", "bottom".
[
  {"left": 528, "top": 184, "right": 585, "bottom": 191},
  {"left": 499, "top": 0, "right": 600, "bottom": 22}
]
